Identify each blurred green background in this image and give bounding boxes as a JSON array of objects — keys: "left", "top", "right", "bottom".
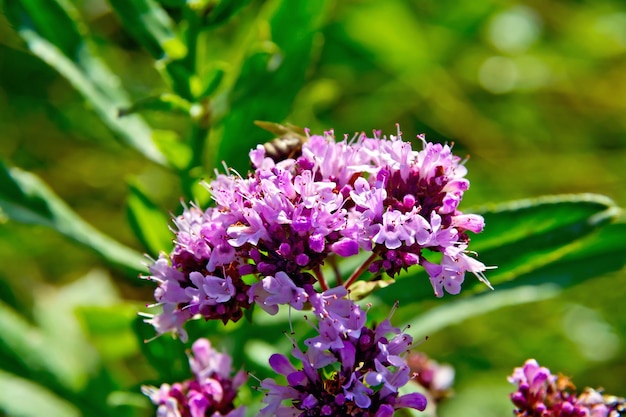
[{"left": 0, "top": 0, "right": 625, "bottom": 416}]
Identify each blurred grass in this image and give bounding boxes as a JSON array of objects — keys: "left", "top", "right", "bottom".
[{"left": 1, "top": 0, "right": 625, "bottom": 416}]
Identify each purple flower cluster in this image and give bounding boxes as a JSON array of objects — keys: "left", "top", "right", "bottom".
[
  {"left": 509, "top": 359, "right": 623, "bottom": 417},
  {"left": 406, "top": 351, "right": 455, "bottom": 402},
  {"left": 142, "top": 338, "right": 246, "bottom": 417},
  {"left": 143, "top": 127, "right": 490, "bottom": 340},
  {"left": 258, "top": 289, "right": 427, "bottom": 417}
]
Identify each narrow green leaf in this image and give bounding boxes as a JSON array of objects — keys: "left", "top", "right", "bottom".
[
  {"left": 126, "top": 181, "right": 174, "bottom": 256},
  {"left": 494, "top": 219, "right": 626, "bottom": 291},
  {"left": 4, "top": 0, "right": 85, "bottom": 57},
  {"left": 158, "top": 59, "right": 195, "bottom": 100},
  {"left": 391, "top": 217, "right": 625, "bottom": 372},
  {"left": 376, "top": 194, "right": 622, "bottom": 306},
  {"left": 349, "top": 278, "right": 394, "bottom": 301},
  {"left": 215, "top": 0, "right": 329, "bottom": 172},
  {"left": 33, "top": 269, "right": 124, "bottom": 369},
  {"left": 194, "top": 64, "right": 226, "bottom": 99},
  {"left": 132, "top": 317, "right": 190, "bottom": 382},
  {"left": 5, "top": 0, "right": 167, "bottom": 165},
  {"left": 470, "top": 194, "right": 619, "bottom": 253},
  {"left": 152, "top": 129, "right": 193, "bottom": 171},
  {"left": 76, "top": 304, "right": 141, "bottom": 361},
  {"left": 401, "top": 284, "right": 562, "bottom": 339},
  {"left": 118, "top": 94, "right": 193, "bottom": 117},
  {"left": 465, "top": 194, "right": 621, "bottom": 290},
  {"left": 204, "top": 0, "right": 252, "bottom": 27},
  {"left": 108, "top": 0, "right": 186, "bottom": 59},
  {"left": 0, "top": 299, "right": 85, "bottom": 392},
  {"left": 0, "top": 162, "right": 146, "bottom": 274},
  {"left": 0, "top": 369, "right": 81, "bottom": 417}
]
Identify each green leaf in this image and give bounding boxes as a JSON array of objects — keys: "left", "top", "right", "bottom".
[
  {"left": 0, "top": 369, "right": 81, "bottom": 417},
  {"left": 5, "top": 0, "right": 167, "bottom": 165},
  {"left": 152, "top": 129, "right": 194, "bottom": 170},
  {"left": 126, "top": 181, "right": 173, "bottom": 256},
  {"left": 215, "top": 0, "right": 329, "bottom": 172},
  {"left": 118, "top": 94, "right": 193, "bottom": 117},
  {"left": 401, "top": 284, "right": 562, "bottom": 339},
  {"left": 349, "top": 278, "right": 394, "bottom": 301},
  {"left": 468, "top": 194, "right": 621, "bottom": 290},
  {"left": 494, "top": 217, "right": 626, "bottom": 291},
  {"left": 394, "top": 205, "right": 625, "bottom": 337},
  {"left": 0, "top": 162, "right": 146, "bottom": 274},
  {"left": 376, "top": 194, "right": 623, "bottom": 306},
  {"left": 193, "top": 64, "right": 226, "bottom": 99},
  {"left": 3, "top": 0, "right": 85, "bottom": 58},
  {"left": 108, "top": 0, "right": 186, "bottom": 60},
  {"left": 76, "top": 304, "right": 141, "bottom": 361},
  {"left": 204, "top": 0, "right": 252, "bottom": 27},
  {"left": 0, "top": 299, "right": 86, "bottom": 392},
  {"left": 33, "top": 268, "right": 124, "bottom": 365},
  {"left": 470, "top": 194, "right": 619, "bottom": 253},
  {"left": 132, "top": 316, "right": 191, "bottom": 382}
]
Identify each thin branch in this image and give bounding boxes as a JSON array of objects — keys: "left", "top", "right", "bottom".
[
  {"left": 312, "top": 265, "right": 329, "bottom": 291},
  {"left": 344, "top": 253, "right": 378, "bottom": 289}
]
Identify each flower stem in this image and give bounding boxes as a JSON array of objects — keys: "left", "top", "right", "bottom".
[
  {"left": 344, "top": 253, "right": 377, "bottom": 289},
  {"left": 313, "top": 265, "right": 329, "bottom": 291},
  {"left": 329, "top": 255, "right": 343, "bottom": 285}
]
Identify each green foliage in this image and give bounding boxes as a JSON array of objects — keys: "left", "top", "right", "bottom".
[
  {"left": 216, "top": 0, "right": 329, "bottom": 174},
  {"left": 377, "top": 194, "right": 625, "bottom": 309},
  {"left": 1, "top": 0, "right": 625, "bottom": 416},
  {"left": 4, "top": 0, "right": 168, "bottom": 165},
  {"left": 0, "top": 162, "right": 145, "bottom": 273},
  {"left": 126, "top": 181, "right": 173, "bottom": 257}
]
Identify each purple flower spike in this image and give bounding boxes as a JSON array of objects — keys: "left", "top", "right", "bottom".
[
  {"left": 143, "top": 126, "right": 493, "bottom": 338},
  {"left": 142, "top": 338, "right": 246, "bottom": 417},
  {"left": 508, "top": 359, "right": 624, "bottom": 417},
  {"left": 258, "top": 300, "right": 428, "bottom": 417}
]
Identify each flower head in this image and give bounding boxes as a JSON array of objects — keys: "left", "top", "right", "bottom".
[
  {"left": 143, "top": 127, "right": 491, "bottom": 338},
  {"left": 257, "top": 298, "right": 427, "bottom": 417},
  {"left": 406, "top": 351, "right": 455, "bottom": 402},
  {"left": 508, "top": 359, "right": 624, "bottom": 417},
  {"left": 142, "top": 338, "right": 246, "bottom": 417}
]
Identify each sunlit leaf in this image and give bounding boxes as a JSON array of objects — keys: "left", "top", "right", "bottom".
[
  {"left": 132, "top": 316, "right": 190, "bottom": 382},
  {"left": 3, "top": 0, "right": 85, "bottom": 57},
  {"left": 349, "top": 278, "right": 394, "bottom": 301},
  {"left": 5, "top": 0, "right": 167, "bottom": 165},
  {"left": 108, "top": 0, "right": 186, "bottom": 60},
  {"left": 152, "top": 129, "right": 193, "bottom": 171},
  {"left": 204, "top": 0, "right": 252, "bottom": 27},
  {"left": 470, "top": 194, "right": 619, "bottom": 253},
  {"left": 77, "top": 304, "right": 141, "bottom": 361},
  {"left": 215, "top": 0, "right": 329, "bottom": 172},
  {"left": 118, "top": 94, "right": 193, "bottom": 117},
  {"left": 0, "top": 162, "right": 146, "bottom": 274},
  {"left": 0, "top": 299, "right": 85, "bottom": 392},
  {"left": 34, "top": 269, "right": 128, "bottom": 367},
  {"left": 0, "top": 369, "right": 81, "bottom": 417},
  {"left": 126, "top": 181, "right": 173, "bottom": 256},
  {"left": 401, "top": 284, "right": 562, "bottom": 339},
  {"left": 377, "top": 194, "right": 623, "bottom": 306}
]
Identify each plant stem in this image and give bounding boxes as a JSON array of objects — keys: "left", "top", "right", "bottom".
[
  {"left": 181, "top": 100, "right": 210, "bottom": 201},
  {"left": 313, "top": 265, "right": 329, "bottom": 291},
  {"left": 344, "top": 253, "right": 377, "bottom": 289},
  {"left": 329, "top": 255, "right": 343, "bottom": 285}
]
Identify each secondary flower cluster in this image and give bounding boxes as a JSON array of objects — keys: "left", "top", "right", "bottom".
[
  {"left": 406, "top": 351, "right": 455, "bottom": 403},
  {"left": 142, "top": 338, "right": 247, "bottom": 417},
  {"left": 509, "top": 359, "right": 624, "bottom": 417},
  {"left": 143, "top": 128, "right": 489, "bottom": 340},
  {"left": 258, "top": 288, "right": 427, "bottom": 417}
]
